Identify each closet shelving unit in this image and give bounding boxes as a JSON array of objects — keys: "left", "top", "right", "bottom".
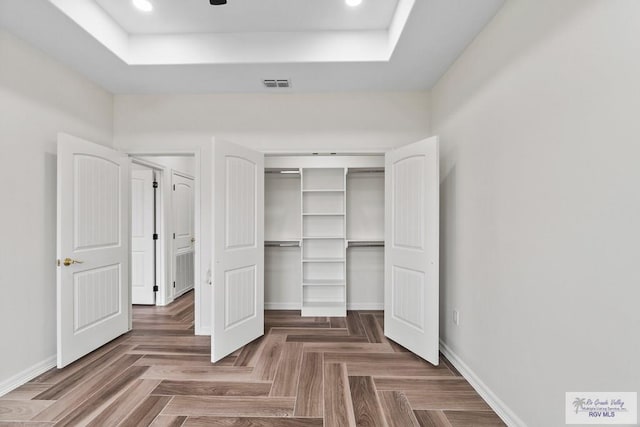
[
  {"left": 300, "top": 168, "right": 347, "bottom": 316},
  {"left": 264, "top": 156, "right": 385, "bottom": 317}
]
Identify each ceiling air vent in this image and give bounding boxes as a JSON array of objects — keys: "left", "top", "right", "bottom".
[{"left": 263, "top": 79, "right": 291, "bottom": 89}]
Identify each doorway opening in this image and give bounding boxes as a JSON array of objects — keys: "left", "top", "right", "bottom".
[{"left": 130, "top": 155, "right": 196, "bottom": 311}]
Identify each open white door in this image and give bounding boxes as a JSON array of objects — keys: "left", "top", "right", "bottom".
[
  {"left": 212, "top": 141, "right": 264, "bottom": 363},
  {"left": 172, "top": 173, "right": 195, "bottom": 298},
  {"left": 57, "top": 133, "right": 130, "bottom": 368},
  {"left": 384, "top": 136, "right": 440, "bottom": 365},
  {"left": 131, "top": 168, "right": 155, "bottom": 305}
]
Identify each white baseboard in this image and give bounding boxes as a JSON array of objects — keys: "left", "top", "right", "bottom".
[
  {"left": 439, "top": 340, "right": 526, "bottom": 427},
  {"left": 264, "top": 303, "right": 384, "bottom": 310},
  {"left": 173, "top": 286, "right": 193, "bottom": 300},
  {"left": 195, "top": 326, "right": 210, "bottom": 336},
  {"left": 156, "top": 297, "right": 173, "bottom": 307},
  {"left": 0, "top": 356, "right": 56, "bottom": 398},
  {"left": 347, "top": 303, "right": 384, "bottom": 310}
]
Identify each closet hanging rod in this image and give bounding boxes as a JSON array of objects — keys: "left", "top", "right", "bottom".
[
  {"left": 347, "top": 168, "right": 385, "bottom": 174},
  {"left": 265, "top": 169, "right": 300, "bottom": 175},
  {"left": 348, "top": 241, "right": 385, "bottom": 248},
  {"left": 265, "top": 241, "right": 300, "bottom": 247}
]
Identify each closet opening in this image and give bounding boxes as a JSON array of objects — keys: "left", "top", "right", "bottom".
[
  {"left": 211, "top": 137, "right": 438, "bottom": 364},
  {"left": 264, "top": 155, "right": 386, "bottom": 317},
  {"left": 129, "top": 154, "right": 197, "bottom": 316}
]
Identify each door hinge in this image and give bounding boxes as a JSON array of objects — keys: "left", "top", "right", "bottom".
[
  {"left": 173, "top": 184, "right": 176, "bottom": 191},
  {"left": 173, "top": 233, "right": 176, "bottom": 239},
  {"left": 173, "top": 281, "right": 176, "bottom": 288},
  {"left": 153, "top": 181, "right": 158, "bottom": 189},
  {"left": 153, "top": 285, "right": 159, "bottom": 292},
  {"left": 153, "top": 233, "right": 159, "bottom": 240}
]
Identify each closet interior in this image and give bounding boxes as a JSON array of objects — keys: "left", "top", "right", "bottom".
[{"left": 264, "top": 155, "right": 385, "bottom": 316}]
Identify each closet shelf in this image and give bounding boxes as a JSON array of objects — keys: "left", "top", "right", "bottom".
[
  {"left": 302, "top": 301, "right": 345, "bottom": 308},
  {"left": 302, "top": 212, "right": 345, "bottom": 216},
  {"left": 302, "top": 258, "right": 345, "bottom": 263},
  {"left": 302, "top": 189, "right": 345, "bottom": 193},
  {"left": 302, "top": 236, "right": 344, "bottom": 240},
  {"left": 303, "top": 280, "right": 345, "bottom": 287}
]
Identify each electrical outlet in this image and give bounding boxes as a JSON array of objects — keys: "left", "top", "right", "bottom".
[{"left": 453, "top": 309, "right": 460, "bottom": 326}]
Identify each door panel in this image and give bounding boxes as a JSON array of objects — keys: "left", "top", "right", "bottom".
[
  {"left": 73, "top": 155, "right": 120, "bottom": 249},
  {"left": 131, "top": 168, "right": 155, "bottom": 305},
  {"left": 224, "top": 265, "right": 257, "bottom": 328},
  {"left": 172, "top": 173, "right": 195, "bottom": 298},
  {"left": 212, "top": 141, "right": 264, "bottom": 363},
  {"left": 225, "top": 157, "right": 257, "bottom": 249},
  {"left": 57, "top": 133, "right": 130, "bottom": 368},
  {"left": 385, "top": 136, "right": 439, "bottom": 365}
]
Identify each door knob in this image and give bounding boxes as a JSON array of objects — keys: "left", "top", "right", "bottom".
[
  {"left": 191, "top": 238, "right": 196, "bottom": 243},
  {"left": 63, "top": 258, "right": 84, "bottom": 267}
]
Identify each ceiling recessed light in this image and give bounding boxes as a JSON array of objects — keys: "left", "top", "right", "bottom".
[
  {"left": 346, "top": 0, "right": 362, "bottom": 7},
  {"left": 132, "top": 0, "right": 153, "bottom": 12}
]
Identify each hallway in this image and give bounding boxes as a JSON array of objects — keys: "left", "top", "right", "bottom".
[{"left": 0, "top": 292, "right": 503, "bottom": 426}]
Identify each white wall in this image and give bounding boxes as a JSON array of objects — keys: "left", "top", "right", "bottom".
[
  {"left": 0, "top": 31, "right": 113, "bottom": 392},
  {"left": 113, "top": 92, "right": 430, "bottom": 153},
  {"left": 431, "top": 1, "right": 640, "bottom": 425},
  {"left": 114, "top": 92, "right": 431, "bottom": 330}
]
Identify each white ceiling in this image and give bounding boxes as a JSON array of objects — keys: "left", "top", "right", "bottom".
[
  {"left": 0, "top": 0, "right": 505, "bottom": 94},
  {"left": 94, "top": 0, "right": 400, "bottom": 34}
]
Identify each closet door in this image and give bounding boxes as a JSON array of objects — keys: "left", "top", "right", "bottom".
[
  {"left": 212, "top": 141, "right": 264, "bottom": 362},
  {"left": 385, "top": 136, "right": 440, "bottom": 365}
]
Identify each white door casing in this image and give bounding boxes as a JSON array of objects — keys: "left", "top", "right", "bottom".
[
  {"left": 212, "top": 140, "right": 264, "bottom": 363},
  {"left": 57, "top": 133, "right": 130, "bottom": 368},
  {"left": 131, "top": 168, "right": 155, "bottom": 305},
  {"left": 384, "top": 136, "right": 440, "bottom": 365},
  {"left": 172, "top": 173, "right": 195, "bottom": 299}
]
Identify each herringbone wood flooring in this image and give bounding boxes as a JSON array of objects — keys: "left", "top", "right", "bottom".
[{"left": 0, "top": 291, "right": 505, "bottom": 426}]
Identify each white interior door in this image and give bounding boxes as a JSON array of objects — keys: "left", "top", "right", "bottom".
[
  {"left": 212, "top": 140, "right": 264, "bottom": 363},
  {"left": 384, "top": 136, "right": 440, "bottom": 365},
  {"left": 57, "top": 133, "right": 130, "bottom": 368},
  {"left": 131, "top": 167, "right": 155, "bottom": 305},
  {"left": 172, "top": 173, "right": 195, "bottom": 298}
]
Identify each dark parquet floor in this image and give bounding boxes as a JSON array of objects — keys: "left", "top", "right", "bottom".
[{"left": 0, "top": 291, "right": 505, "bottom": 426}]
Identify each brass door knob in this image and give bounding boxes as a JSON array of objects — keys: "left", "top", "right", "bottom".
[{"left": 63, "top": 258, "right": 84, "bottom": 267}]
